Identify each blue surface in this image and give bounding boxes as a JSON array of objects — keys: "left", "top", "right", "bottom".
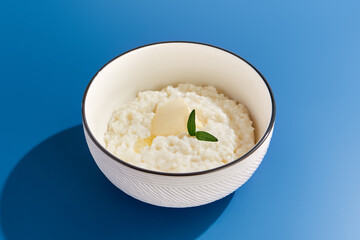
[{"left": 0, "top": 0, "right": 359, "bottom": 239}]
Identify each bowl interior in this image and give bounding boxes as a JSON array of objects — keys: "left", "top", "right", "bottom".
[{"left": 84, "top": 42, "right": 273, "bottom": 149}]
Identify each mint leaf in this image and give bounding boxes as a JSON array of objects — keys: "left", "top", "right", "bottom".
[
  {"left": 187, "top": 109, "right": 218, "bottom": 142},
  {"left": 187, "top": 109, "right": 196, "bottom": 136},
  {"left": 195, "top": 131, "right": 218, "bottom": 142}
]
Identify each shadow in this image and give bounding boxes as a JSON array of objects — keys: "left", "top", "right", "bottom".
[{"left": 1, "top": 125, "right": 233, "bottom": 240}]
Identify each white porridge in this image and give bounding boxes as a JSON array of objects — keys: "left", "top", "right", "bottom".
[{"left": 104, "top": 83, "right": 255, "bottom": 173}]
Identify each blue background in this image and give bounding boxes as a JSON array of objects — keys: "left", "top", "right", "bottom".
[{"left": 1, "top": 0, "right": 359, "bottom": 239}]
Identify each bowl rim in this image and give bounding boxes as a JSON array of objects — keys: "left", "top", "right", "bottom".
[{"left": 82, "top": 41, "right": 276, "bottom": 177}]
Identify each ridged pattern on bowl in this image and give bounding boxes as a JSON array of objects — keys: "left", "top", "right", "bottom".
[{"left": 83, "top": 126, "right": 273, "bottom": 208}]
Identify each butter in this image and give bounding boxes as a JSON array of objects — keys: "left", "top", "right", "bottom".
[
  {"left": 151, "top": 98, "right": 190, "bottom": 136},
  {"left": 134, "top": 98, "right": 205, "bottom": 153},
  {"left": 134, "top": 137, "right": 153, "bottom": 153},
  {"left": 134, "top": 98, "right": 203, "bottom": 153}
]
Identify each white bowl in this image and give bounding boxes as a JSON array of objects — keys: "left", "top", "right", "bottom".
[{"left": 82, "top": 41, "right": 275, "bottom": 208}]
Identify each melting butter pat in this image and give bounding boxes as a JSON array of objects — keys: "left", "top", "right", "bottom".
[
  {"left": 134, "top": 98, "right": 205, "bottom": 153},
  {"left": 151, "top": 98, "right": 190, "bottom": 136}
]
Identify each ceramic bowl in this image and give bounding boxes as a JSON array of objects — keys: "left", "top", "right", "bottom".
[{"left": 82, "top": 41, "right": 276, "bottom": 208}]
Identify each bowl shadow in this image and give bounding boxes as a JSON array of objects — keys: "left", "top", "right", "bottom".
[{"left": 1, "top": 125, "right": 233, "bottom": 240}]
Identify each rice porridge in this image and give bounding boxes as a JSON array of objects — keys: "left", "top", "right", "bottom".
[{"left": 104, "top": 83, "right": 255, "bottom": 173}]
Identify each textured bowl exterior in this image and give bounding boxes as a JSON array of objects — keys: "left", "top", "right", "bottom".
[{"left": 83, "top": 125, "right": 273, "bottom": 208}]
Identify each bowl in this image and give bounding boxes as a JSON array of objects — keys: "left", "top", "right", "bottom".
[{"left": 82, "top": 41, "right": 275, "bottom": 208}]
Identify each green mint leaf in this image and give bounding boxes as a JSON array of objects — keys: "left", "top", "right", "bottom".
[
  {"left": 195, "top": 131, "right": 218, "bottom": 142},
  {"left": 187, "top": 109, "right": 196, "bottom": 136}
]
